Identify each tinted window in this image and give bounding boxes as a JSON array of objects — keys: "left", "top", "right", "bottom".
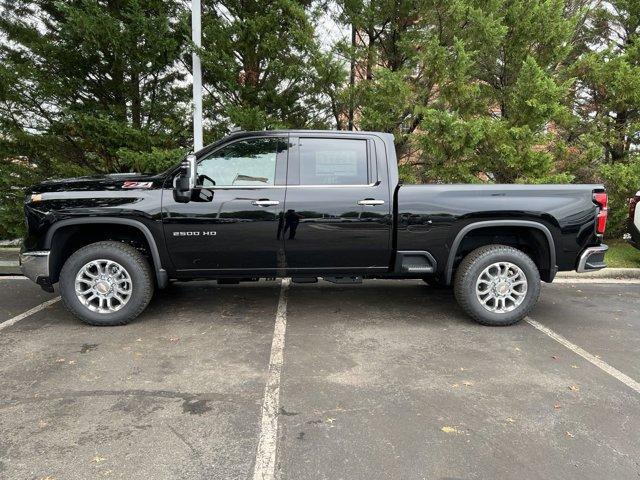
[
  {"left": 199, "top": 137, "right": 284, "bottom": 186},
  {"left": 298, "top": 138, "right": 368, "bottom": 185}
]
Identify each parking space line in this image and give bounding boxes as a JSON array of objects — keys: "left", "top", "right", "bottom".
[
  {"left": 526, "top": 317, "right": 640, "bottom": 395},
  {"left": 252, "top": 278, "right": 291, "bottom": 480},
  {"left": 0, "top": 297, "right": 61, "bottom": 332},
  {"left": 0, "top": 276, "right": 27, "bottom": 280},
  {"left": 552, "top": 278, "right": 640, "bottom": 284}
]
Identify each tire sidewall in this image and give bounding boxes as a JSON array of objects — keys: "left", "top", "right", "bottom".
[
  {"left": 60, "top": 243, "right": 152, "bottom": 325},
  {"left": 456, "top": 248, "right": 540, "bottom": 325}
]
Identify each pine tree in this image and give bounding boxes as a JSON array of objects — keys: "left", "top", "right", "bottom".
[
  {"left": 571, "top": 0, "right": 640, "bottom": 233},
  {"left": 198, "top": 0, "right": 335, "bottom": 136},
  {"left": 0, "top": 0, "right": 190, "bottom": 237},
  {"left": 0, "top": 0, "right": 190, "bottom": 173}
]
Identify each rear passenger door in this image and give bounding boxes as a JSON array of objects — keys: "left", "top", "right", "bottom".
[{"left": 282, "top": 135, "right": 391, "bottom": 272}]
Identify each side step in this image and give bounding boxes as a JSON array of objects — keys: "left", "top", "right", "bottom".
[
  {"left": 323, "top": 276, "right": 362, "bottom": 284},
  {"left": 291, "top": 277, "right": 318, "bottom": 284},
  {"left": 396, "top": 251, "right": 436, "bottom": 274}
]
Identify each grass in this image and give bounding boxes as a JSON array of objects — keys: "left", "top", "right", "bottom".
[{"left": 605, "top": 239, "right": 640, "bottom": 268}]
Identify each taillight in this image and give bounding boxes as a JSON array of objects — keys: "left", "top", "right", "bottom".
[{"left": 594, "top": 192, "right": 608, "bottom": 234}]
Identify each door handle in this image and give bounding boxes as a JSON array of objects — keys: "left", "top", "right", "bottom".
[
  {"left": 251, "top": 199, "right": 280, "bottom": 207},
  {"left": 357, "top": 199, "right": 385, "bottom": 206}
]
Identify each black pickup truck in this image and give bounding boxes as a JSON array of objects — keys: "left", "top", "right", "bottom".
[{"left": 20, "top": 130, "right": 608, "bottom": 326}]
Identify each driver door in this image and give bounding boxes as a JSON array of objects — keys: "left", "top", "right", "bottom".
[{"left": 162, "top": 135, "right": 288, "bottom": 273}]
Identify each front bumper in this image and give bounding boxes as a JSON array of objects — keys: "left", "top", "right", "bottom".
[
  {"left": 576, "top": 244, "right": 608, "bottom": 273},
  {"left": 19, "top": 250, "right": 51, "bottom": 285}
]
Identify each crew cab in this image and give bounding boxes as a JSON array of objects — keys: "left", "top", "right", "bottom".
[{"left": 20, "top": 130, "right": 608, "bottom": 326}]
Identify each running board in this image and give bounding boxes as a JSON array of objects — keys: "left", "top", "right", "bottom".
[{"left": 323, "top": 276, "right": 362, "bottom": 284}]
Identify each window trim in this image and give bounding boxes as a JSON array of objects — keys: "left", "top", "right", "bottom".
[
  {"left": 288, "top": 135, "right": 377, "bottom": 188},
  {"left": 196, "top": 134, "right": 289, "bottom": 188}
]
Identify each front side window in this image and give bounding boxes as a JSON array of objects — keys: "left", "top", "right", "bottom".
[
  {"left": 298, "top": 138, "right": 369, "bottom": 185},
  {"left": 198, "top": 137, "right": 285, "bottom": 186}
]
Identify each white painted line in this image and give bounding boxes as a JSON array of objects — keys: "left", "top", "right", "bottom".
[
  {"left": 0, "top": 297, "right": 61, "bottom": 332},
  {"left": 552, "top": 278, "right": 640, "bottom": 284},
  {"left": 526, "top": 317, "right": 640, "bottom": 395},
  {"left": 0, "top": 276, "right": 28, "bottom": 280},
  {"left": 252, "top": 278, "right": 290, "bottom": 480},
  {"left": 0, "top": 260, "right": 19, "bottom": 267}
]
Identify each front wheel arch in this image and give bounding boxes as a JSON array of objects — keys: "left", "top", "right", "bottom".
[{"left": 45, "top": 218, "right": 168, "bottom": 288}]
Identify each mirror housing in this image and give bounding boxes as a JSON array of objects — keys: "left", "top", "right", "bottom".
[{"left": 173, "top": 154, "right": 198, "bottom": 203}]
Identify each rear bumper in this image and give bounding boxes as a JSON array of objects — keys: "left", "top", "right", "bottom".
[
  {"left": 19, "top": 251, "right": 52, "bottom": 289},
  {"left": 576, "top": 244, "right": 608, "bottom": 273}
]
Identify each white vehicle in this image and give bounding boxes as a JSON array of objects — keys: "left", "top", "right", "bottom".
[{"left": 628, "top": 191, "right": 640, "bottom": 250}]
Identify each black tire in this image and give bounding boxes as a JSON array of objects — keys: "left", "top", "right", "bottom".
[
  {"left": 59, "top": 241, "right": 154, "bottom": 326},
  {"left": 453, "top": 244, "right": 540, "bottom": 326}
]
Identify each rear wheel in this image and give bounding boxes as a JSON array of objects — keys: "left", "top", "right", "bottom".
[
  {"left": 59, "top": 241, "right": 154, "bottom": 326},
  {"left": 453, "top": 244, "right": 540, "bottom": 326}
]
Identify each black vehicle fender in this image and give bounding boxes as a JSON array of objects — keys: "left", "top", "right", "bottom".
[
  {"left": 444, "top": 220, "right": 557, "bottom": 285},
  {"left": 44, "top": 217, "right": 168, "bottom": 288}
]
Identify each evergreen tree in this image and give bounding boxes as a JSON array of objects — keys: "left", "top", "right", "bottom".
[
  {"left": 572, "top": 0, "right": 640, "bottom": 232},
  {"left": 198, "top": 0, "right": 335, "bottom": 135}
]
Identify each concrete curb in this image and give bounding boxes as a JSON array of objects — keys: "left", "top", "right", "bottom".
[{"left": 556, "top": 268, "right": 640, "bottom": 280}]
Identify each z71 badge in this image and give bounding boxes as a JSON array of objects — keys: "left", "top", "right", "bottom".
[{"left": 173, "top": 231, "right": 217, "bottom": 237}]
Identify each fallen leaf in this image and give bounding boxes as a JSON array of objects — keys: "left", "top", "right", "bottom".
[
  {"left": 38, "top": 419, "right": 48, "bottom": 428},
  {"left": 568, "top": 385, "right": 580, "bottom": 391},
  {"left": 565, "top": 431, "right": 575, "bottom": 438},
  {"left": 554, "top": 403, "right": 561, "bottom": 409},
  {"left": 55, "top": 358, "right": 65, "bottom": 363},
  {"left": 169, "top": 336, "right": 180, "bottom": 342},
  {"left": 325, "top": 417, "right": 336, "bottom": 424},
  {"left": 68, "top": 360, "right": 76, "bottom": 365},
  {"left": 451, "top": 383, "right": 460, "bottom": 388},
  {"left": 570, "top": 365, "right": 579, "bottom": 369},
  {"left": 92, "top": 456, "right": 106, "bottom": 464},
  {"left": 136, "top": 338, "right": 142, "bottom": 342},
  {"left": 551, "top": 355, "right": 558, "bottom": 360},
  {"left": 515, "top": 347, "right": 521, "bottom": 352},
  {"left": 506, "top": 417, "right": 515, "bottom": 423},
  {"left": 441, "top": 426, "right": 460, "bottom": 434},
  {"left": 462, "top": 381, "right": 473, "bottom": 387}
]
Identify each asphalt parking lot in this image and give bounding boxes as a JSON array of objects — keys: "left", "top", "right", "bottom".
[{"left": 0, "top": 276, "right": 639, "bottom": 480}]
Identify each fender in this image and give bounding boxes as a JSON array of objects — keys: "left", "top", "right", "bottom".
[
  {"left": 444, "top": 220, "right": 557, "bottom": 285},
  {"left": 44, "top": 217, "right": 168, "bottom": 288}
]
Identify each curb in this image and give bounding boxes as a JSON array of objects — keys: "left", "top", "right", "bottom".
[{"left": 556, "top": 268, "right": 640, "bottom": 280}]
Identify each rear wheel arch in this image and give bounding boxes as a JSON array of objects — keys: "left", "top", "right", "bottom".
[
  {"left": 45, "top": 218, "right": 168, "bottom": 288},
  {"left": 445, "top": 220, "right": 556, "bottom": 285}
]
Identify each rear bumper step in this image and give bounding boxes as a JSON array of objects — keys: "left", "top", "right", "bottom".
[{"left": 576, "top": 244, "right": 608, "bottom": 273}]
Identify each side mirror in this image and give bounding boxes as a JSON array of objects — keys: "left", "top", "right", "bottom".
[{"left": 173, "top": 154, "right": 198, "bottom": 203}]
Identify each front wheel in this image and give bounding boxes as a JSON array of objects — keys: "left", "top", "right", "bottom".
[
  {"left": 59, "top": 241, "right": 154, "bottom": 326},
  {"left": 453, "top": 245, "right": 540, "bottom": 326}
]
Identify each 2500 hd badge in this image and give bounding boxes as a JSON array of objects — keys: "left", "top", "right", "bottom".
[{"left": 172, "top": 231, "right": 217, "bottom": 237}]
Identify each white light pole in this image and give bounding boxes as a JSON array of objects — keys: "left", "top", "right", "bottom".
[{"left": 192, "top": 0, "right": 203, "bottom": 151}]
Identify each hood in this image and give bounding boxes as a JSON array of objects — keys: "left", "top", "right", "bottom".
[{"left": 30, "top": 172, "right": 166, "bottom": 194}]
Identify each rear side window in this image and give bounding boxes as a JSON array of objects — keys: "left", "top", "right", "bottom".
[{"left": 298, "top": 138, "right": 368, "bottom": 185}]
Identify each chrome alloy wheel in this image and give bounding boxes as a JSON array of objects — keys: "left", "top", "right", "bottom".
[
  {"left": 475, "top": 261, "right": 528, "bottom": 313},
  {"left": 75, "top": 259, "right": 133, "bottom": 314}
]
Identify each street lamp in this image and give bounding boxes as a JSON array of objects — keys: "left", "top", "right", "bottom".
[{"left": 192, "top": 0, "right": 203, "bottom": 151}]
